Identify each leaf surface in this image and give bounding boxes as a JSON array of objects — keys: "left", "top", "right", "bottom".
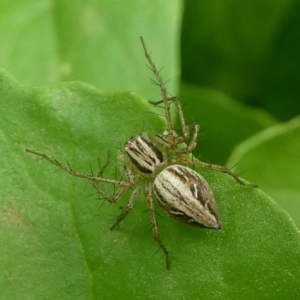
[{"left": 1, "top": 71, "right": 300, "bottom": 299}]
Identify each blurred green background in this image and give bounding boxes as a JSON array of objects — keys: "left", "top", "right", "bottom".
[{"left": 1, "top": 0, "right": 300, "bottom": 299}]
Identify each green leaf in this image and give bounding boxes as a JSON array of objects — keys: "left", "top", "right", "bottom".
[
  {"left": 1, "top": 70, "right": 300, "bottom": 299},
  {"left": 181, "top": 0, "right": 300, "bottom": 121},
  {"left": 228, "top": 116, "right": 300, "bottom": 229},
  {"left": 0, "top": 0, "right": 181, "bottom": 98}
]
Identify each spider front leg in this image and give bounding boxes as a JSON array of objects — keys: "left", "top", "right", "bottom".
[
  {"left": 140, "top": 36, "right": 177, "bottom": 148},
  {"left": 140, "top": 36, "right": 196, "bottom": 153},
  {"left": 146, "top": 183, "right": 170, "bottom": 269}
]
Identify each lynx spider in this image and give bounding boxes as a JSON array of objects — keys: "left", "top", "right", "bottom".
[{"left": 26, "top": 37, "right": 256, "bottom": 269}]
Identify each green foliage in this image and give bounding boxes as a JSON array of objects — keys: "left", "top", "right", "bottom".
[
  {"left": 228, "top": 117, "right": 300, "bottom": 228},
  {"left": 182, "top": 0, "right": 300, "bottom": 121},
  {"left": 1, "top": 70, "right": 300, "bottom": 299},
  {"left": 1, "top": 0, "right": 300, "bottom": 299}
]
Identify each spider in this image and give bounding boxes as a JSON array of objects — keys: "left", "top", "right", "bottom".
[{"left": 26, "top": 37, "right": 256, "bottom": 269}]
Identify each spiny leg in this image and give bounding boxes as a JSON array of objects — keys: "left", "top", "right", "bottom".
[
  {"left": 171, "top": 97, "right": 190, "bottom": 143},
  {"left": 26, "top": 149, "right": 133, "bottom": 188},
  {"left": 93, "top": 182, "right": 128, "bottom": 204},
  {"left": 139, "top": 37, "right": 199, "bottom": 152},
  {"left": 140, "top": 37, "right": 197, "bottom": 151},
  {"left": 141, "top": 38, "right": 197, "bottom": 149},
  {"left": 110, "top": 186, "right": 141, "bottom": 230},
  {"left": 149, "top": 107, "right": 200, "bottom": 155},
  {"left": 178, "top": 157, "right": 258, "bottom": 188},
  {"left": 149, "top": 97, "right": 193, "bottom": 148},
  {"left": 187, "top": 124, "right": 200, "bottom": 152},
  {"left": 170, "top": 97, "right": 201, "bottom": 153},
  {"left": 178, "top": 123, "right": 200, "bottom": 154},
  {"left": 146, "top": 183, "right": 170, "bottom": 269},
  {"left": 140, "top": 37, "right": 176, "bottom": 147},
  {"left": 91, "top": 153, "right": 130, "bottom": 203}
]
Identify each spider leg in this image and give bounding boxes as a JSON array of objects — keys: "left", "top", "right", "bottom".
[
  {"left": 171, "top": 97, "right": 201, "bottom": 154},
  {"left": 92, "top": 181, "right": 128, "bottom": 203},
  {"left": 154, "top": 121, "right": 199, "bottom": 155},
  {"left": 184, "top": 123, "right": 200, "bottom": 153},
  {"left": 172, "top": 97, "right": 190, "bottom": 143},
  {"left": 110, "top": 186, "right": 141, "bottom": 230},
  {"left": 146, "top": 183, "right": 170, "bottom": 269},
  {"left": 175, "top": 123, "right": 200, "bottom": 154},
  {"left": 151, "top": 96, "right": 195, "bottom": 148},
  {"left": 140, "top": 37, "right": 176, "bottom": 147},
  {"left": 91, "top": 157, "right": 133, "bottom": 203},
  {"left": 140, "top": 37, "right": 196, "bottom": 153},
  {"left": 178, "top": 157, "right": 258, "bottom": 188},
  {"left": 26, "top": 149, "right": 132, "bottom": 188}
]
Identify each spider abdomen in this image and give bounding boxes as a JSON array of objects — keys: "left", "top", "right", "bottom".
[{"left": 153, "top": 165, "right": 221, "bottom": 230}]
